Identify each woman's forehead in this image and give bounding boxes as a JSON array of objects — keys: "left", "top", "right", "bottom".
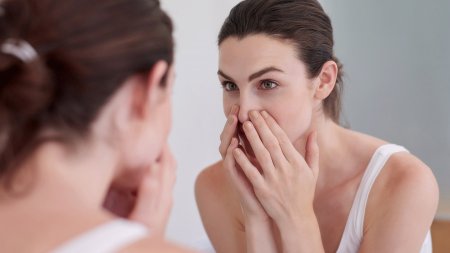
[
  {"left": 220, "top": 35, "right": 296, "bottom": 59},
  {"left": 218, "top": 35, "right": 304, "bottom": 79}
]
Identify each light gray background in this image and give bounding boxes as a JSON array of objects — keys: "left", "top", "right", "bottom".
[{"left": 161, "top": 0, "right": 450, "bottom": 247}]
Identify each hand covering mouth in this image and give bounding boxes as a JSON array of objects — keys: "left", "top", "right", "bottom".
[
  {"left": 236, "top": 122, "right": 264, "bottom": 171},
  {"left": 237, "top": 122, "right": 256, "bottom": 159}
]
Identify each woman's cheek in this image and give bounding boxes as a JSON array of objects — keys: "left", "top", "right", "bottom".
[
  {"left": 283, "top": 108, "right": 313, "bottom": 143},
  {"left": 222, "top": 96, "right": 233, "bottom": 117}
]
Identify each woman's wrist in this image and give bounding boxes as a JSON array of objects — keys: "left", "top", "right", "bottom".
[
  {"left": 244, "top": 215, "right": 273, "bottom": 235},
  {"left": 273, "top": 206, "right": 315, "bottom": 228},
  {"left": 275, "top": 210, "right": 324, "bottom": 253},
  {"left": 245, "top": 218, "right": 278, "bottom": 253}
]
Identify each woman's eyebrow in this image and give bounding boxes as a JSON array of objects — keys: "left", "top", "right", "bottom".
[
  {"left": 218, "top": 66, "right": 284, "bottom": 82},
  {"left": 217, "top": 70, "right": 235, "bottom": 82},
  {"left": 248, "top": 67, "right": 283, "bottom": 81}
]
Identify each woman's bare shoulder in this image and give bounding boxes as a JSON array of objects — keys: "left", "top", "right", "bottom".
[
  {"left": 194, "top": 160, "right": 242, "bottom": 222},
  {"left": 366, "top": 150, "right": 439, "bottom": 229},
  {"left": 119, "top": 237, "right": 198, "bottom": 253},
  {"left": 379, "top": 151, "right": 438, "bottom": 199},
  {"left": 195, "top": 163, "right": 246, "bottom": 251},
  {"left": 195, "top": 160, "right": 233, "bottom": 198},
  {"left": 357, "top": 150, "right": 439, "bottom": 250}
]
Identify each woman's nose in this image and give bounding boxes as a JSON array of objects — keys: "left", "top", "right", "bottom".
[
  {"left": 238, "top": 107, "right": 249, "bottom": 123},
  {"left": 237, "top": 96, "right": 260, "bottom": 123}
]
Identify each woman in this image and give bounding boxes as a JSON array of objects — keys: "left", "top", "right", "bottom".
[
  {"left": 0, "top": 0, "right": 195, "bottom": 252},
  {"left": 195, "top": 0, "right": 439, "bottom": 252}
]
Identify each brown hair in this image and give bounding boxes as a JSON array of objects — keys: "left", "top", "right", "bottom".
[
  {"left": 218, "top": 0, "right": 343, "bottom": 122},
  {"left": 0, "top": 0, "right": 173, "bottom": 183}
]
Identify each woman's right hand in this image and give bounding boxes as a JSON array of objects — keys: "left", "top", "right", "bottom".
[
  {"left": 220, "top": 106, "right": 278, "bottom": 253},
  {"left": 220, "top": 105, "right": 268, "bottom": 221}
]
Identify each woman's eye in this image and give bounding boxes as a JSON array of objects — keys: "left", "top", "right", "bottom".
[
  {"left": 222, "top": 81, "right": 239, "bottom": 91},
  {"left": 260, "top": 80, "right": 278, "bottom": 90}
]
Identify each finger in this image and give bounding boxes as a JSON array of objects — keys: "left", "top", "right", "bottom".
[
  {"left": 242, "top": 120, "right": 276, "bottom": 175},
  {"left": 225, "top": 140, "right": 267, "bottom": 215},
  {"left": 130, "top": 145, "right": 175, "bottom": 228},
  {"left": 232, "top": 147, "right": 265, "bottom": 190},
  {"left": 260, "top": 111, "right": 303, "bottom": 164},
  {"left": 225, "top": 139, "right": 252, "bottom": 193},
  {"left": 129, "top": 170, "right": 160, "bottom": 228},
  {"left": 249, "top": 111, "right": 287, "bottom": 169},
  {"left": 305, "top": 131, "right": 320, "bottom": 178},
  {"left": 219, "top": 115, "right": 237, "bottom": 156},
  {"left": 224, "top": 138, "right": 260, "bottom": 206},
  {"left": 160, "top": 145, "right": 177, "bottom": 186},
  {"left": 160, "top": 146, "right": 177, "bottom": 210},
  {"left": 224, "top": 137, "right": 238, "bottom": 174},
  {"left": 228, "top": 104, "right": 239, "bottom": 116},
  {"left": 149, "top": 146, "right": 177, "bottom": 235},
  {"left": 224, "top": 138, "right": 241, "bottom": 186},
  {"left": 153, "top": 146, "right": 176, "bottom": 214},
  {"left": 219, "top": 105, "right": 239, "bottom": 157}
]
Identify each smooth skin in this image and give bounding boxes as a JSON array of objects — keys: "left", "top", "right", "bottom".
[
  {"left": 0, "top": 62, "right": 196, "bottom": 253},
  {"left": 195, "top": 34, "right": 439, "bottom": 253}
]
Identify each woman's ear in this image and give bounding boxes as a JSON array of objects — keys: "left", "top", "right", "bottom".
[
  {"left": 314, "top": 60, "right": 338, "bottom": 100},
  {"left": 146, "top": 60, "right": 171, "bottom": 105},
  {"left": 113, "top": 61, "right": 172, "bottom": 170},
  {"left": 132, "top": 60, "right": 170, "bottom": 118}
]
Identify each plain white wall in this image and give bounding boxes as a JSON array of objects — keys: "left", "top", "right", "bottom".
[
  {"left": 161, "top": 0, "right": 450, "bottom": 247},
  {"left": 161, "top": 0, "right": 241, "bottom": 247}
]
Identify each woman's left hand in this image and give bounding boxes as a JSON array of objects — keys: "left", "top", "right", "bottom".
[
  {"left": 103, "top": 145, "right": 176, "bottom": 237},
  {"left": 232, "top": 110, "right": 320, "bottom": 225}
]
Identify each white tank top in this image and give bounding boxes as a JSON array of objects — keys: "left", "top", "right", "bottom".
[
  {"left": 50, "top": 219, "right": 149, "bottom": 253},
  {"left": 336, "top": 144, "right": 432, "bottom": 253}
]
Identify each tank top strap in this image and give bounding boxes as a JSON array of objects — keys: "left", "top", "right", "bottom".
[
  {"left": 336, "top": 144, "right": 408, "bottom": 253},
  {"left": 50, "top": 219, "right": 150, "bottom": 253}
]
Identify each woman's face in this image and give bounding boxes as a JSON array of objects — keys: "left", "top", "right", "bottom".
[
  {"left": 219, "top": 34, "right": 319, "bottom": 151},
  {"left": 111, "top": 64, "right": 175, "bottom": 190}
]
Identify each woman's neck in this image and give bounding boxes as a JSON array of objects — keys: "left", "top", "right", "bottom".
[
  {"left": 311, "top": 116, "right": 386, "bottom": 194},
  {"left": 292, "top": 115, "right": 370, "bottom": 193},
  {"left": 0, "top": 140, "right": 118, "bottom": 212}
]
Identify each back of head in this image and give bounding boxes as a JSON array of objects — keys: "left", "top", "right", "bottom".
[
  {"left": 218, "top": 0, "right": 344, "bottom": 122},
  {"left": 0, "top": 0, "right": 173, "bottom": 184}
]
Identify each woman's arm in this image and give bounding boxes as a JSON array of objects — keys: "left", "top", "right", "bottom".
[
  {"left": 245, "top": 218, "right": 279, "bottom": 253},
  {"left": 224, "top": 137, "right": 278, "bottom": 253},
  {"left": 195, "top": 163, "right": 277, "bottom": 253},
  {"left": 195, "top": 105, "right": 277, "bottom": 253},
  {"left": 195, "top": 165, "right": 246, "bottom": 253}
]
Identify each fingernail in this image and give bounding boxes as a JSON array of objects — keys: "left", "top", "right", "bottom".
[
  {"left": 231, "top": 138, "right": 237, "bottom": 146},
  {"left": 231, "top": 105, "right": 238, "bottom": 114},
  {"left": 261, "top": 111, "right": 269, "bottom": 118},
  {"left": 229, "top": 105, "right": 235, "bottom": 115},
  {"left": 227, "top": 116, "right": 234, "bottom": 125},
  {"left": 244, "top": 121, "right": 253, "bottom": 130},
  {"left": 249, "top": 110, "right": 259, "bottom": 120}
]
